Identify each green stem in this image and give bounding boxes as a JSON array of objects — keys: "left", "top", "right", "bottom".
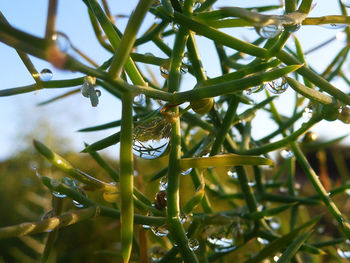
[
  {"left": 108, "top": 0, "right": 153, "bottom": 79},
  {"left": 119, "top": 92, "right": 135, "bottom": 263}
]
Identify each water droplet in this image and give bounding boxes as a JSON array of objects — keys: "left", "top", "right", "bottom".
[
  {"left": 142, "top": 224, "right": 151, "bottom": 229},
  {"left": 152, "top": 0, "right": 161, "bottom": 8},
  {"left": 256, "top": 25, "right": 283, "bottom": 39},
  {"left": 273, "top": 253, "right": 282, "bottom": 262},
  {"left": 248, "top": 181, "right": 255, "bottom": 187},
  {"left": 337, "top": 240, "right": 350, "bottom": 258},
  {"left": 179, "top": 212, "right": 187, "bottom": 224},
  {"left": 160, "top": 66, "right": 169, "bottom": 78},
  {"left": 52, "top": 191, "right": 67, "bottom": 198},
  {"left": 73, "top": 200, "right": 84, "bottom": 208},
  {"left": 280, "top": 149, "right": 294, "bottom": 159},
  {"left": 133, "top": 113, "right": 172, "bottom": 159},
  {"left": 31, "top": 166, "right": 42, "bottom": 179},
  {"left": 181, "top": 168, "right": 192, "bottom": 175},
  {"left": 40, "top": 68, "right": 53, "bottom": 81},
  {"left": 346, "top": 189, "right": 350, "bottom": 196},
  {"left": 321, "top": 24, "right": 348, "bottom": 30},
  {"left": 317, "top": 226, "right": 325, "bottom": 234},
  {"left": 159, "top": 176, "right": 168, "bottom": 191},
  {"left": 207, "top": 235, "right": 235, "bottom": 251},
  {"left": 134, "top": 93, "right": 146, "bottom": 105},
  {"left": 149, "top": 246, "right": 167, "bottom": 262},
  {"left": 302, "top": 107, "right": 313, "bottom": 122},
  {"left": 52, "top": 32, "right": 71, "bottom": 52},
  {"left": 172, "top": 22, "right": 180, "bottom": 32},
  {"left": 257, "top": 237, "right": 270, "bottom": 245},
  {"left": 227, "top": 168, "right": 238, "bottom": 179},
  {"left": 244, "top": 84, "right": 265, "bottom": 95},
  {"left": 279, "top": 186, "right": 288, "bottom": 193},
  {"left": 62, "top": 177, "right": 78, "bottom": 188},
  {"left": 188, "top": 238, "right": 199, "bottom": 251},
  {"left": 284, "top": 23, "right": 301, "bottom": 33},
  {"left": 151, "top": 225, "right": 169, "bottom": 237},
  {"left": 267, "top": 217, "right": 281, "bottom": 230},
  {"left": 95, "top": 89, "right": 101, "bottom": 97},
  {"left": 266, "top": 77, "right": 288, "bottom": 94}
]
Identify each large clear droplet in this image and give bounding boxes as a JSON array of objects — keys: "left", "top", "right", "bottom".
[
  {"left": 280, "top": 149, "right": 294, "bottom": 159},
  {"left": 40, "top": 68, "right": 53, "bottom": 81},
  {"left": 256, "top": 25, "right": 283, "bottom": 39},
  {"left": 159, "top": 176, "right": 168, "bottom": 191},
  {"left": 133, "top": 114, "right": 172, "bottom": 160},
  {"left": 52, "top": 32, "right": 71, "bottom": 52},
  {"left": 151, "top": 225, "right": 169, "bottom": 237},
  {"left": 188, "top": 238, "right": 199, "bottom": 251},
  {"left": 133, "top": 93, "right": 146, "bottom": 106},
  {"left": 266, "top": 78, "right": 288, "bottom": 94}
]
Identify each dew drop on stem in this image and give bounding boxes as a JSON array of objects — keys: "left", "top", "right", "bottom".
[
  {"left": 159, "top": 176, "right": 168, "bottom": 191},
  {"left": 40, "top": 69, "right": 53, "bottom": 81},
  {"left": 188, "top": 238, "right": 199, "bottom": 251},
  {"left": 266, "top": 77, "right": 288, "bottom": 94},
  {"left": 337, "top": 239, "right": 350, "bottom": 259},
  {"left": 160, "top": 66, "right": 169, "bottom": 78},
  {"left": 52, "top": 32, "right": 71, "bottom": 53},
  {"left": 257, "top": 237, "right": 269, "bottom": 245},
  {"left": 133, "top": 93, "right": 146, "bottom": 106},
  {"left": 256, "top": 25, "right": 283, "bottom": 39},
  {"left": 280, "top": 149, "right": 294, "bottom": 159},
  {"left": 181, "top": 168, "right": 192, "bottom": 175},
  {"left": 151, "top": 225, "right": 169, "bottom": 237}
]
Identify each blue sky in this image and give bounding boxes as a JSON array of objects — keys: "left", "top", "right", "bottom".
[{"left": 0, "top": 0, "right": 349, "bottom": 160}]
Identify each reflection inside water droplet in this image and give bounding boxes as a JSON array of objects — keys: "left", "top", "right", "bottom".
[
  {"left": 133, "top": 93, "right": 146, "bottom": 105},
  {"left": 188, "top": 238, "right": 199, "bottom": 251},
  {"left": 266, "top": 78, "right": 288, "bottom": 94},
  {"left": 256, "top": 25, "right": 283, "bottom": 39},
  {"left": 40, "top": 68, "right": 53, "bottom": 81},
  {"left": 160, "top": 66, "right": 169, "bottom": 78},
  {"left": 159, "top": 176, "right": 168, "bottom": 191},
  {"left": 151, "top": 225, "right": 169, "bottom": 237},
  {"left": 284, "top": 23, "right": 301, "bottom": 33},
  {"left": 133, "top": 114, "right": 172, "bottom": 160},
  {"left": 52, "top": 32, "right": 71, "bottom": 52}
]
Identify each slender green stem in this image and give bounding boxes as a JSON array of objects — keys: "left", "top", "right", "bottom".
[
  {"left": 45, "top": 0, "right": 58, "bottom": 39},
  {"left": 108, "top": 0, "right": 153, "bottom": 79},
  {"left": 119, "top": 92, "right": 135, "bottom": 263}
]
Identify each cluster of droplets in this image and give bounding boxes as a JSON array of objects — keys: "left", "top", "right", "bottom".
[{"left": 227, "top": 167, "right": 238, "bottom": 179}]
